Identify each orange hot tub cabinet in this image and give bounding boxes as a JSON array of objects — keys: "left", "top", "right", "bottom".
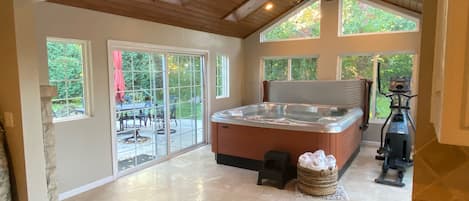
[{"left": 211, "top": 120, "right": 362, "bottom": 177}]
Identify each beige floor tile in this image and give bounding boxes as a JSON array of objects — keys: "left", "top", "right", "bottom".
[{"left": 66, "top": 144, "right": 413, "bottom": 201}]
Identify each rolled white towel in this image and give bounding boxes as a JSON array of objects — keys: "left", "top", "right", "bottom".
[
  {"left": 299, "top": 153, "right": 312, "bottom": 161},
  {"left": 298, "top": 154, "right": 313, "bottom": 168},
  {"left": 308, "top": 157, "right": 326, "bottom": 171},
  {"left": 298, "top": 151, "right": 333, "bottom": 171},
  {"left": 326, "top": 155, "right": 337, "bottom": 170},
  {"left": 304, "top": 152, "right": 314, "bottom": 158},
  {"left": 313, "top": 150, "right": 326, "bottom": 159}
]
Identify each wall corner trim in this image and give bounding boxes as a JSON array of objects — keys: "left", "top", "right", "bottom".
[{"left": 58, "top": 176, "right": 114, "bottom": 200}]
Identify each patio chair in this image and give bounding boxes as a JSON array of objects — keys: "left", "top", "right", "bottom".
[
  {"left": 154, "top": 104, "right": 178, "bottom": 135},
  {"left": 170, "top": 104, "right": 178, "bottom": 126},
  {"left": 154, "top": 104, "right": 178, "bottom": 127},
  {"left": 118, "top": 112, "right": 135, "bottom": 131},
  {"left": 137, "top": 110, "right": 149, "bottom": 127}
]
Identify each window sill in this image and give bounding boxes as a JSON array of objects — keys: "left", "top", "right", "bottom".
[
  {"left": 216, "top": 96, "right": 230, "bottom": 100},
  {"left": 338, "top": 30, "right": 420, "bottom": 38},
  {"left": 53, "top": 115, "right": 91, "bottom": 124},
  {"left": 260, "top": 36, "right": 320, "bottom": 43}
]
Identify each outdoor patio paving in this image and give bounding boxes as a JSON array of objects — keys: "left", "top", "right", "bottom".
[{"left": 116, "top": 118, "right": 204, "bottom": 171}]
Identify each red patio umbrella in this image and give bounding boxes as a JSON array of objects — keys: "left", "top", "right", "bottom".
[{"left": 113, "top": 50, "right": 125, "bottom": 103}]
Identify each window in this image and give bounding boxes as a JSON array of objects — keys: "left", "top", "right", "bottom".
[
  {"left": 263, "top": 57, "right": 318, "bottom": 81},
  {"left": 261, "top": 0, "right": 321, "bottom": 42},
  {"left": 340, "top": 0, "right": 418, "bottom": 36},
  {"left": 340, "top": 53, "right": 414, "bottom": 120},
  {"left": 216, "top": 55, "right": 229, "bottom": 98},
  {"left": 47, "top": 38, "right": 91, "bottom": 121},
  {"left": 291, "top": 58, "right": 318, "bottom": 80},
  {"left": 264, "top": 58, "right": 288, "bottom": 80}
]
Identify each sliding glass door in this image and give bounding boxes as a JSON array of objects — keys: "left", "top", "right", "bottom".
[
  {"left": 111, "top": 46, "right": 205, "bottom": 173},
  {"left": 167, "top": 55, "right": 204, "bottom": 153}
]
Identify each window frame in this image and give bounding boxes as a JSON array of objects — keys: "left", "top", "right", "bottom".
[
  {"left": 338, "top": 0, "right": 420, "bottom": 37},
  {"left": 215, "top": 55, "right": 230, "bottom": 99},
  {"left": 47, "top": 37, "right": 93, "bottom": 123},
  {"left": 337, "top": 51, "right": 417, "bottom": 123},
  {"left": 262, "top": 55, "right": 319, "bottom": 81},
  {"left": 260, "top": 0, "right": 321, "bottom": 43}
]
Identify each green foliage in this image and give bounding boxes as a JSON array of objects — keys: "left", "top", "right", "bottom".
[
  {"left": 47, "top": 41, "right": 86, "bottom": 118},
  {"left": 122, "top": 52, "right": 163, "bottom": 92},
  {"left": 264, "top": 57, "right": 318, "bottom": 81},
  {"left": 341, "top": 54, "right": 413, "bottom": 119},
  {"left": 291, "top": 58, "right": 317, "bottom": 80},
  {"left": 341, "top": 55, "right": 374, "bottom": 80},
  {"left": 341, "top": 0, "right": 417, "bottom": 35},
  {"left": 263, "top": 1, "right": 321, "bottom": 41},
  {"left": 119, "top": 52, "right": 203, "bottom": 120},
  {"left": 216, "top": 55, "right": 228, "bottom": 97},
  {"left": 375, "top": 54, "right": 413, "bottom": 118},
  {"left": 47, "top": 42, "right": 83, "bottom": 81},
  {"left": 47, "top": 42, "right": 204, "bottom": 119},
  {"left": 264, "top": 59, "right": 288, "bottom": 80},
  {"left": 263, "top": 0, "right": 417, "bottom": 40}
]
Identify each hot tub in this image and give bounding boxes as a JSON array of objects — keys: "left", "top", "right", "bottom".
[
  {"left": 211, "top": 102, "right": 363, "bottom": 133},
  {"left": 211, "top": 102, "right": 364, "bottom": 177}
]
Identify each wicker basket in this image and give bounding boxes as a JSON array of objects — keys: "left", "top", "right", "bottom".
[{"left": 297, "top": 164, "right": 338, "bottom": 196}]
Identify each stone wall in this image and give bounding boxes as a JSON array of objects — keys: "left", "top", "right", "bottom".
[
  {"left": 40, "top": 86, "right": 58, "bottom": 201},
  {"left": 0, "top": 125, "right": 11, "bottom": 201}
]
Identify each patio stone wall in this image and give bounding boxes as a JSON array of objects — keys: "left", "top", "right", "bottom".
[{"left": 40, "top": 85, "right": 58, "bottom": 201}]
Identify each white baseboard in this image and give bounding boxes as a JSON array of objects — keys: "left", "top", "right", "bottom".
[
  {"left": 59, "top": 176, "right": 114, "bottom": 200},
  {"left": 361, "top": 140, "right": 380, "bottom": 147}
]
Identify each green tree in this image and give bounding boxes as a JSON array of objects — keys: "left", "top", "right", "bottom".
[
  {"left": 291, "top": 58, "right": 317, "bottom": 80},
  {"left": 375, "top": 54, "right": 413, "bottom": 118},
  {"left": 263, "top": 1, "right": 321, "bottom": 41},
  {"left": 341, "top": 54, "right": 414, "bottom": 119},
  {"left": 341, "top": 0, "right": 417, "bottom": 35},
  {"left": 264, "top": 59, "right": 288, "bottom": 80},
  {"left": 47, "top": 41, "right": 85, "bottom": 117}
]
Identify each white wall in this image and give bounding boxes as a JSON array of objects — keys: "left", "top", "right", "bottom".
[
  {"left": 1, "top": 1, "right": 49, "bottom": 200},
  {"left": 243, "top": 0, "right": 421, "bottom": 141},
  {"left": 13, "top": 0, "right": 49, "bottom": 200},
  {"left": 35, "top": 2, "right": 244, "bottom": 193}
]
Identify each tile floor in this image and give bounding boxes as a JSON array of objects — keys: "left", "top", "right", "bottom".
[{"left": 66, "top": 144, "right": 413, "bottom": 201}]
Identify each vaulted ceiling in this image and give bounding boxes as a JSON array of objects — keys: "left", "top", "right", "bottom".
[
  {"left": 381, "top": 0, "right": 423, "bottom": 14},
  {"left": 45, "top": 0, "right": 423, "bottom": 38}
]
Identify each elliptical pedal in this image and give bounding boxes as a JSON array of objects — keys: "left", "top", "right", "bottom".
[
  {"left": 375, "top": 174, "right": 405, "bottom": 187},
  {"left": 375, "top": 155, "right": 385, "bottom": 161},
  {"left": 374, "top": 170, "right": 405, "bottom": 187}
]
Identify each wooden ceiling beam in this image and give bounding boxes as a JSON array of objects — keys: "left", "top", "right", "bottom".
[
  {"left": 183, "top": 0, "right": 243, "bottom": 18},
  {"left": 160, "top": 0, "right": 191, "bottom": 6},
  {"left": 180, "top": 0, "right": 191, "bottom": 5},
  {"left": 160, "top": 0, "right": 183, "bottom": 6},
  {"left": 224, "top": 0, "right": 269, "bottom": 22},
  {"left": 364, "top": 0, "right": 422, "bottom": 17}
]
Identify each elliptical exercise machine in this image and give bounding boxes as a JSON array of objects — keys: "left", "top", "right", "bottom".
[{"left": 374, "top": 62, "right": 417, "bottom": 187}]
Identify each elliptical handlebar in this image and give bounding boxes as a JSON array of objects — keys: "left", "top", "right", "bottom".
[
  {"left": 404, "top": 94, "right": 417, "bottom": 108},
  {"left": 402, "top": 94, "right": 417, "bottom": 99},
  {"left": 377, "top": 62, "right": 417, "bottom": 100},
  {"left": 377, "top": 62, "right": 387, "bottom": 96}
]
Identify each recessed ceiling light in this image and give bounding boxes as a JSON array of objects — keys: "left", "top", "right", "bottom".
[{"left": 265, "top": 3, "right": 274, "bottom": 10}]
